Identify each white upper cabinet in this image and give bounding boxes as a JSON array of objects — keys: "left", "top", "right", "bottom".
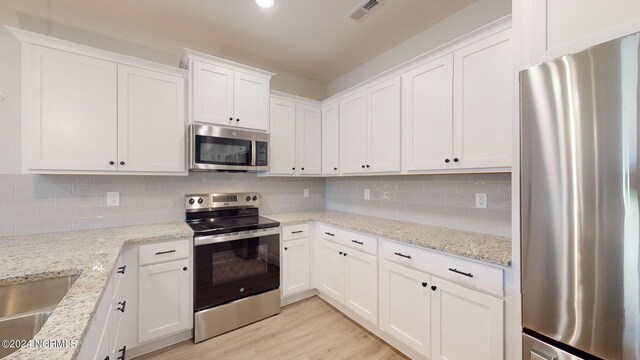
[
  {"left": 341, "top": 78, "right": 401, "bottom": 175},
  {"left": 523, "top": 0, "right": 640, "bottom": 67},
  {"left": 402, "top": 54, "right": 454, "bottom": 171},
  {"left": 341, "top": 91, "right": 368, "bottom": 174},
  {"left": 297, "top": 103, "right": 322, "bottom": 175},
  {"left": 117, "top": 64, "right": 186, "bottom": 173},
  {"left": 269, "top": 97, "right": 297, "bottom": 175},
  {"left": 453, "top": 29, "right": 512, "bottom": 169},
  {"left": 183, "top": 49, "right": 273, "bottom": 132},
  {"left": 13, "top": 30, "right": 189, "bottom": 175},
  {"left": 367, "top": 77, "right": 401, "bottom": 173},
  {"left": 23, "top": 45, "right": 118, "bottom": 172},
  {"left": 191, "top": 62, "right": 234, "bottom": 126},
  {"left": 321, "top": 102, "right": 340, "bottom": 175}
]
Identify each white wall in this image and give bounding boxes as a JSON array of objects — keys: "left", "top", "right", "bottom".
[{"left": 327, "top": 0, "right": 511, "bottom": 96}]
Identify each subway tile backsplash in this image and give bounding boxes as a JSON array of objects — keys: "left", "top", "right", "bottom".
[
  {"left": 0, "top": 173, "right": 325, "bottom": 236},
  {"left": 0, "top": 172, "right": 511, "bottom": 237},
  {"left": 325, "top": 174, "right": 512, "bottom": 237}
]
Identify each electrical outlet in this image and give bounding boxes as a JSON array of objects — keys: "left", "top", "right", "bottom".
[
  {"left": 475, "top": 193, "right": 487, "bottom": 209},
  {"left": 107, "top": 192, "right": 120, "bottom": 207},
  {"left": 304, "top": 189, "right": 309, "bottom": 198},
  {"left": 364, "top": 189, "right": 370, "bottom": 200}
]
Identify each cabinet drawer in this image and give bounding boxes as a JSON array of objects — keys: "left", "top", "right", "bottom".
[
  {"left": 342, "top": 229, "right": 377, "bottom": 256},
  {"left": 318, "top": 224, "right": 340, "bottom": 242},
  {"left": 139, "top": 238, "right": 189, "bottom": 266},
  {"left": 380, "top": 239, "right": 503, "bottom": 297},
  {"left": 282, "top": 224, "right": 309, "bottom": 241}
]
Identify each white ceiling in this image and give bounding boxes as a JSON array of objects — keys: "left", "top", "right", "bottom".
[{"left": 5, "top": 0, "right": 477, "bottom": 83}]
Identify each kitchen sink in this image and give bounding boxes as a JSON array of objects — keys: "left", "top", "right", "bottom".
[{"left": 0, "top": 274, "right": 79, "bottom": 358}]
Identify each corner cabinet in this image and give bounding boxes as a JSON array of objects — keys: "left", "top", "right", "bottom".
[
  {"left": 183, "top": 48, "right": 273, "bottom": 132},
  {"left": 12, "top": 28, "right": 188, "bottom": 175},
  {"left": 268, "top": 94, "right": 322, "bottom": 176},
  {"left": 402, "top": 28, "right": 512, "bottom": 172},
  {"left": 341, "top": 77, "right": 401, "bottom": 174}
]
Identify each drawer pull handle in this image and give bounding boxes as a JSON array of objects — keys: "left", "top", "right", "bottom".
[
  {"left": 117, "top": 301, "right": 126, "bottom": 313},
  {"left": 324, "top": 232, "right": 335, "bottom": 236},
  {"left": 394, "top": 252, "right": 411, "bottom": 259},
  {"left": 291, "top": 230, "right": 304, "bottom": 234},
  {"left": 351, "top": 240, "right": 364, "bottom": 245},
  {"left": 116, "top": 265, "right": 126, "bottom": 274},
  {"left": 155, "top": 250, "right": 176, "bottom": 255},
  {"left": 449, "top": 268, "right": 474, "bottom": 278},
  {"left": 117, "top": 346, "right": 126, "bottom": 360}
]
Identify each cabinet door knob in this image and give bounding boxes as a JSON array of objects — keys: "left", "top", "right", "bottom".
[
  {"left": 431, "top": 285, "right": 437, "bottom": 291},
  {"left": 183, "top": 267, "right": 188, "bottom": 271},
  {"left": 236, "top": 118, "right": 240, "bottom": 122},
  {"left": 343, "top": 252, "right": 347, "bottom": 256},
  {"left": 120, "top": 161, "right": 125, "bottom": 165},
  {"left": 284, "top": 247, "right": 288, "bottom": 251},
  {"left": 229, "top": 117, "right": 233, "bottom": 121},
  {"left": 445, "top": 159, "right": 450, "bottom": 163},
  {"left": 301, "top": 167, "right": 305, "bottom": 171},
  {"left": 339, "top": 251, "right": 343, "bottom": 255},
  {"left": 422, "top": 282, "right": 428, "bottom": 287},
  {"left": 366, "top": 165, "right": 370, "bottom": 168},
  {"left": 453, "top": 158, "right": 459, "bottom": 163},
  {"left": 292, "top": 167, "right": 295, "bottom": 170},
  {"left": 109, "top": 161, "right": 115, "bottom": 165},
  {"left": 334, "top": 167, "right": 337, "bottom": 171},
  {"left": 361, "top": 165, "right": 365, "bottom": 168}
]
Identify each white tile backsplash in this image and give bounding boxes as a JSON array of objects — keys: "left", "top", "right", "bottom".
[
  {"left": 0, "top": 173, "right": 325, "bottom": 236},
  {"left": 0, "top": 172, "right": 511, "bottom": 237},
  {"left": 325, "top": 174, "right": 511, "bottom": 237}
]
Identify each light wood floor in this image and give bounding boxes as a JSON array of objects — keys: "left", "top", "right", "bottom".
[{"left": 136, "top": 296, "right": 408, "bottom": 360}]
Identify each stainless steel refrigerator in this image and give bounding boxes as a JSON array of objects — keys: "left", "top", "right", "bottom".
[{"left": 521, "top": 33, "right": 640, "bottom": 360}]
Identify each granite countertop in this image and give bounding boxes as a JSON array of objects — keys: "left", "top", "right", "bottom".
[
  {"left": 0, "top": 222, "right": 193, "bottom": 360},
  {"left": 267, "top": 210, "right": 512, "bottom": 267}
]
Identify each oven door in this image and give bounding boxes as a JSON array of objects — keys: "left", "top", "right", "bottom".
[
  {"left": 190, "top": 125, "right": 256, "bottom": 171},
  {"left": 194, "top": 229, "right": 280, "bottom": 312}
]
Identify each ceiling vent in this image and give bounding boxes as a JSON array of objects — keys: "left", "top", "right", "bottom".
[{"left": 349, "top": 0, "right": 385, "bottom": 21}]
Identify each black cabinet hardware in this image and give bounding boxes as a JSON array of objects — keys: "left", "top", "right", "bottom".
[
  {"left": 448, "top": 268, "right": 473, "bottom": 278},
  {"left": 394, "top": 252, "right": 411, "bottom": 259},
  {"left": 339, "top": 251, "right": 343, "bottom": 255},
  {"left": 366, "top": 165, "right": 370, "bottom": 168},
  {"left": 292, "top": 230, "right": 304, "bottom": 234},
  {"left": 105, "top": 356, "right": 110, "bottom": 360},
  {"left": 183, "top": 267, "right": 188, "bottom": 271},
  {"left": 236, "top": 118, "right": 240, "bottom": 122},
  {"left": 109, "top": 161, "right": 115, "bottom": 165},
  {"left": 229, "top": 117, "right": 233, "bottom": 121},
  {"left": 422, "top": 282, "right": 428, "bottom": 287},
  {"left": 324, "top": 232, "right": 335, "bottom": 237},
  {"left": 361, "top": 165, "right": 365, "bottom": 168},
  {"left": 431, "top": 285, "right": 437, "bottom": 291},
  {"left": 117, "top": 265, "right": 126, "bottom": 274},
  {"left": 445, "top": 158, "right": 451, "bottom": 163},
  {"left": 116, "top": 346, "right": 126, "bottom": 360},
  {"left": 292, "top": 167, "right": 295, "bottom": 170},
  {"left": 117, "top": 301, "right": 126, "bottom": 313},
  {"left": 155, "top": 249, "right": 176, "bottom": 255},
  {"left": 334, "top": 167, "right": 337, "bottom": 170},
  {"left": 343, "top": 252, "right": 347, "bottom": 256},
  {"left": 120, "top": 161, "right": 125, "bottom": 165},
  {"left": 453, "top": 158, "right": 459, "bottom": 162},
  {"left": 284, "top": 247, "right": 288, "bottom": 251},
  {"left": 351, "top": 240, "right": 364, "bottom": 245},
  {"left": 301, "top": 167, "right": 305, "bottom": 170}
]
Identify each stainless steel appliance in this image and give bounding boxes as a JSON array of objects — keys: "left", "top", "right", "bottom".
[
  {"left": 521, "top": 33, "right": 639, "bottom": 359},
  {"left": 185, "top": 192, "right": 281, "bottom": 343},
  {"left": 190, "top": 124, "right": 269, "bottom": 172}
]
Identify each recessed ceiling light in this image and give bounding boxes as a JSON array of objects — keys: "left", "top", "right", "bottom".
[{"left": 255, "top": 0, "right": 276, "bottom": 8}]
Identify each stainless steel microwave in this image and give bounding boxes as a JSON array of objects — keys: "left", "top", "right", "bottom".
[{"left": 189, "top": 124, "right": 269, "bottom": 172}]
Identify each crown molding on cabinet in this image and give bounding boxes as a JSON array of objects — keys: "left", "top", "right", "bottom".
[{"left": 180, "top": 48, "right": 275, "bottom": 79}]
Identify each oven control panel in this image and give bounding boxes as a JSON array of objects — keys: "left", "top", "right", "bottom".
[{"left": 185, "top": 192, "right": 260, "bottom": 211}]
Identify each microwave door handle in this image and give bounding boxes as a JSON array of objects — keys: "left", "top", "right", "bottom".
[{"left": 251, "top": 139, "right": 257, "bottom": 167}]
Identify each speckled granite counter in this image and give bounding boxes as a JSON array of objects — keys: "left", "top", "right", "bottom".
[
  {"left": 268, "top": 210, "right": 511, "bottom": 267},
  {"left": 0, "top": 222, "right": 193, "bottom": 360}
]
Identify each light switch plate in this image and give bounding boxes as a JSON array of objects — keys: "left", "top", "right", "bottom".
[
  {"left": 364, "top": 189, "right": 370, "bottom": 200},
  {"left": 304, "top": 189, "right": 309, "bottom": 198},
  {"left": 475, "top": 193, "right": 487, "bottom": 209},
  {"left": 107, "top": 192, "right": 120, "bottom": 207}
]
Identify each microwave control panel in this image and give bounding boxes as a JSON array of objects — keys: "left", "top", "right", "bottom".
[{"left": 256, "top": 141, "right": 268, "bottom": 166}]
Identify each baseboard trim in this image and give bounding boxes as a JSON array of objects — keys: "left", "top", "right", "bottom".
[
  {"left": 281, "top": 289, "right": 318, "bottom": 306},
  {"left": 128, "top": 330, "right": 192, "bottom": 359}
]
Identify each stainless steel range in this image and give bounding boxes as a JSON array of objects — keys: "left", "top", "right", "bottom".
[{"left": 185, "top": 192, "right": 281, "bottom": 343}]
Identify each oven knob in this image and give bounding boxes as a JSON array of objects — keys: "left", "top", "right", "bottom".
[
  {"left": 197, "top": 198, "right": 204, "bottom": 204},
  {"left": 252, "top": 196, "right": 257, "bottom": 201},
  {"left": 246, "top": 196, "right": 251, "bottom": 201},
  {"left": 188, "top": 198, "right": 195, "bottom": 205}
]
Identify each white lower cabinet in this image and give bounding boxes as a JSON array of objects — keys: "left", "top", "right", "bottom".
[
  {"left": 430, "top": 277, "right": 504, "bottom": 360},
  {"left": 379, "top": 259, "right": 431, "bottom": 356},
  {"left": 138, "top": 258, "right": 191, "bottom": 343},
  {"left": 79, "top": 238, "right": 192, "bottom": 359},
  {"left": 282, "top": 238, "right": 310, "bottom": 297},
  {"left": 318, "top": 238, "right": 378, "bottom": 325}
]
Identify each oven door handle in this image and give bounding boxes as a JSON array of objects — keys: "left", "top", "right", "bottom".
[{"left": 194, "top": 228, "right": 281, "bottom": 246}]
